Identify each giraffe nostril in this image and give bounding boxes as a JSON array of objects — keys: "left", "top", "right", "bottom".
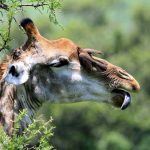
[
  {"left": 132, "top": 84, "right": 140, "bottom": 92},
  {"left": 9, "top": 65, "right": 19, "bottom": 77}
]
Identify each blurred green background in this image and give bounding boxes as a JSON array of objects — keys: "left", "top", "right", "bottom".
[{"left": 4, "top": 0, "right": 150, "bottom": 149}]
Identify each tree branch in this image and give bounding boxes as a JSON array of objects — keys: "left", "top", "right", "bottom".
[
  {"left": 0, "top": 3, "right": 8, "bottom": 10},
  {"left": 0, "top": 15, "right": 12, "bottom": 52},
  {"left": 18, "top": 3, "right": 49, "bottom": 8},
  {"left": 0, "top": 3, "right": 49, "bottom": 11}
]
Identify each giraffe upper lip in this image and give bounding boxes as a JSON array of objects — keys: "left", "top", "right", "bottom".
[{"left": 111, "top": 89, "right": 131, "bottom": 110}]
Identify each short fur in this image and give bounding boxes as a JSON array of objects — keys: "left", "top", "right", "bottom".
[{"left": 0, "top": 18, "right": 140, "bottom": 135}]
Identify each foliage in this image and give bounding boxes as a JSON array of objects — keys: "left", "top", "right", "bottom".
[
  {"left": 98, "top": 131, "right": 132, "bottom": 150},
  {"left": 0, "top": 0, "right": 61, "bottom": 53},
  {"left": 0, "top": 109, "right": 54, "bottom": 150}
]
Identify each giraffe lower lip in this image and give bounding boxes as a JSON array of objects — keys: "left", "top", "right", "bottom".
[{"left": 111, "top": 89, "right": 131, "bottom": 110}]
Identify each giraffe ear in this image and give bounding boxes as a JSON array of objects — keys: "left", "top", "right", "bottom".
[
  {"left": 78, "top": 52, "right": 93, "bottom": 71},
  {"left": 82, "top": 48, "right": 102, "bottom": 55},
  {"left": 78, "top": 51, "right": 107, "bottom": 72}
]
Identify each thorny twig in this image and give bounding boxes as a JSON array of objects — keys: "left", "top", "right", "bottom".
[
  {"left": 0, "top": 3, "right": 8, "bottom": 10},
  {"left": 0, "top": 16, "right": 12, "bottom": 51},
  {"left": 0, "top": 3, "right": 49, "bottom": 11}
]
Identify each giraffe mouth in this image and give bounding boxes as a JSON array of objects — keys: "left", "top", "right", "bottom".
[{"left": 111, "top": 89, "right": 131, "bottom": 110}]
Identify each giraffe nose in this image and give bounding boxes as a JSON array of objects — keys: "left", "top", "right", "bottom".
[{"left": 132, "top": 81, "right": 140, "bottom": 92}]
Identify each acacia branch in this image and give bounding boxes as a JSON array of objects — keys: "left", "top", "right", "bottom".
[
  {"left": 0, "top": 17, "right": 12, "bottom": 52},
  {"left": 0, "top": 3, "right": 8, "bottom": 10},
  {"left": 0, "top": 3, "right": 49, "bottom": 11},
  {"left": 18, "top": 3, "right": 49, "bottom": 8}
]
